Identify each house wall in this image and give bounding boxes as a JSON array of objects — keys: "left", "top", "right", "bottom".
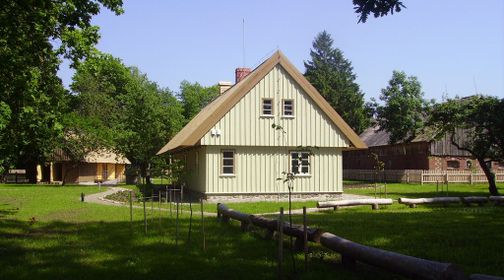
[
  {"left": 343, "top": 142, "right": 430, "bottom": 170},
  {"left": 204, "top": 146, "right": 343, "bottom": 194},
  {"left": 201, "top": 65, "right": 350, "bottom": 148},
  {"left": 174, "top": 147, "right": 207, "bottom": 193}
]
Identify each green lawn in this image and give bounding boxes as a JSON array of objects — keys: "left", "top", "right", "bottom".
[{"left": 1, "top": 183, "right": 503, "bottom": 279}]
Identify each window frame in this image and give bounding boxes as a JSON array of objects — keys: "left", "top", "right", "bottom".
[
  {"left": 261, "top": 98, "right": 274, "bottom": 117},
  {"left": 221, "top": 150, "right": 236, "bottom": 176},
  {"left": 282, "top": 99, "right": 295, "bottom": 118},
  {"left": 290, "top": 151, "right": 311, "bottom": 176}
]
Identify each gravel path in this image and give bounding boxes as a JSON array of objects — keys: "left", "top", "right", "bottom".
[{"left": 84, "top": 187, "right": 372, "bottom": 217}]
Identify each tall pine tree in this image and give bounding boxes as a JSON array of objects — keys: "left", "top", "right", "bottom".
[{"left": 304, "top": 31, "right": 369, "bottom": 134}]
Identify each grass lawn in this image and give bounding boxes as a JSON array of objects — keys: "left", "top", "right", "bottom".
[{"left": 1, "top": 183, "right": 503, "bottom": 279}]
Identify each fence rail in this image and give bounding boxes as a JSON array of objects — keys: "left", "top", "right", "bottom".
[{"left": 343, "top": 169, "right": 504, "bottom": 184}]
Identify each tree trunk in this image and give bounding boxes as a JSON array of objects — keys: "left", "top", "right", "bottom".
[
  {"left": 477, "top": 157, "right": 499, "bottom": 196},
  {"left": 140, "top": 163, "right": 152, "bottom": 186}
]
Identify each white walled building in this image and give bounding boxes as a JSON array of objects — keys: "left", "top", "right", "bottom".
[{"left": 157, "top": 50, "right": 366, "bottom": 200}]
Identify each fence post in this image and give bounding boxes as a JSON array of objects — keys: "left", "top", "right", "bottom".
[
  {"left": 143, "top": 197, "right": 147, "bottom": 234},
  {"left": 129, "top": 191, "right": 133, "bottom": 224},
  {"left": 420, "top": 170, "right": 424, "bottom": 185},
  {"left": 278, "top": 207, "right": 284, "bottom": 280},
  {"left": 303, "top": 206, "right": 308, "bottom": 273},
  {"left": 201, "top": 198, "right": 206, "bottom": 251},
  {"left": 470, "top": 172, "right": 473, "bottom": 185}
]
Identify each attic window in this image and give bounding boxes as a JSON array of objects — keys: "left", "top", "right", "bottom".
[
  {"left": 262, "top": 98, "right": 273, "bottom": 116},
  {"left": 282, "top": 99, "right": 294, "bottom": 117}
]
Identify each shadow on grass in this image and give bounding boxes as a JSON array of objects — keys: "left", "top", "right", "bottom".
[
  {"left": 300, "top": 205, "right": 504, "bottom": 277},
  {"left": 0, "top": 214, "right": 419, "bottom": 280}
]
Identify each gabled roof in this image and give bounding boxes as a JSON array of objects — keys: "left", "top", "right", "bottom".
[
  {"left": 360, "top": 124, "right": 436, "bottom": 147},
  {"left": 157, "top": 50, "right": 366, "bottom": 154}
]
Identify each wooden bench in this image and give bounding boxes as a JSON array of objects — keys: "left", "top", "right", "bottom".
[
  {"left": 398, "top": 197, "right": 461, "bottom": 208},
  {"left": 317, "top": 199, "right": 393, "bottom": 210}
]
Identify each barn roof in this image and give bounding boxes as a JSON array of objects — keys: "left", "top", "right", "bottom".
[
  {"left": 157, "top": 50, "right": 366, "bottom": 154},
  {"left": 359, "top": 124, "right": 436, "bottom": 147}
]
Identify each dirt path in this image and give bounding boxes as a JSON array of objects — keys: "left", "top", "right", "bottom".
[{"left": 84, "top": 187, "right": 372, "bottom": 217}]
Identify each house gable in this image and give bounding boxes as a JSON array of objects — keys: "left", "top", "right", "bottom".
[
  {"left": 201, "top": 65, "right": 350, "bottom": 147},
  {"left": 157, "top": 50, "right": 366, "bottom": 154}
]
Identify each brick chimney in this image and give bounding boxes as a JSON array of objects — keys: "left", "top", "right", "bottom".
[
  {"left": 235, "top": 67, "right": 252, "bottom": 83},
  {"left": 218, "top": 81, "right": 233, "bottom": 94}
]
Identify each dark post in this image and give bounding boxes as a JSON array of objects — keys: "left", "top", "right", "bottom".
[
  {"left": 169, "top": 189, "right": 172, "bottom": 216},
  {"left": 188, "top": 202, "right": 193, "bottom": 242},
  {"left": 201, "top": 198, "right": 206, "bottom": 251},
  {"left": 158, "top": 190, "right": 161, "bottom": 226},
  {"left": 129, "top": 191, "right": 133, "bottom": 224},
  {"left": 278, "top": 207, "right": 284, "bottom": 280},
  {"left": 176, "top": 199, "right": 179, "bottom": 246},
  {"left": 303, "top": 206, "right": 308, "bottom": 272},
  {"left": 151, "top": 190, "right": 154, "bottom": 215},
  {"left": 143, "top": 197, "right": 147, "bottom": 234},
  {"left": 81, "top": 192, "right": 85, "bottom": 202}
]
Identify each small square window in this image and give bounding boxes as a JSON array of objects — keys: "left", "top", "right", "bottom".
[
  {"left": 291, "top": 152, "right": 310, "bottom": 175},
  {"left": 262, "top": 99, "right": 273, "bottom": 115},
  {"left": 283, "top": 99, "right": 294, "bottom": 116},
  {"left": 222, "top": 150, "right": 235, "bottom": 175}
]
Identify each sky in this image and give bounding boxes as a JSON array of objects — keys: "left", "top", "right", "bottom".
[{"left": 58, "top": 0, "right": 504, "bottom": 102}]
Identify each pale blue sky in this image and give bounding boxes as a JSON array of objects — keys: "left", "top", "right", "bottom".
[{"left": 59, "top": 0, "right": 504, "bottom": 101}]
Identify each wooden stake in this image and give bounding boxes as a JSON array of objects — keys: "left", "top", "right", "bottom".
[
  {"left": 158, "top": 190, "right": 161, "bottom": 227},
  {"left": 176, "top": 199, "right": 179, "bottom": 246},
  {"left": 129, "top": 191, "right": 133, "bottom": 224},
  {"left": 143, "top": 197, "right": 147, "bottom": 234},
  {"left": 188, "top": 202, "right": 193, "bottom": 242},
  {"left": 278, "top": 207, "right": 284, "bottom": 280},
  {"left": 201, "top": 198, "right": 206, "bottom": 251},
  {"left": 303, "top": 206, "right": 308, "bottom": 272}
]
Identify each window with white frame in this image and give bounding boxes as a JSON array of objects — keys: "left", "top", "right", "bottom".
[
  {"left": 291, "top": 151, "right": 310, "bottom": 175},
  {"left": 283, "top": 99, "right": 294, "bottom": 116},
  {"left": 262, "top": 98, "right": 273, "bottom": 116},
  {"left": 222, "top": 150, "right": 235, "bottom": 175}
]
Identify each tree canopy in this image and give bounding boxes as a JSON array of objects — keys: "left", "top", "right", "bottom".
[
  {"left": 429, "top": 95, "right": 504, "bottom": 195},
  {"left": 353, "top": 0, "right": 406, "bottom": 23},
  {"left": 304, "top": 31, "right": 370, "bottom": 134},
  {"left": 374, "top": 70, "right": 428, "bottom": 144},
  {"left": 0, "top": 0, "right": 123, "bottom": 181},
  {"left": 178, "top": 81, "right": 219, "bottom": 122},
  {"left": 71, "top": 53, "right": 184, "bottom": 184}
]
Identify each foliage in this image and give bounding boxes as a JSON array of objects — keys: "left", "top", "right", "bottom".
[
  {"left": 0, "top": 0, "right": 123, "bottom": 181},
  {"left": 429, "top": 95, "right": 504, "bottom": 195},
  {"left": 373, "top": 70, "right": 429, "bottom": 144},
  {"left": 304, "top": 31, "right": 370, "bottom": 134},
  {"left": 353, "top": 0, "right": 406, "bottom": 23},
  {"left": 71, "top": 53, "right": 184, "bottom": 184},
  {"left": 178, "top": 80, "right": 219, "bottom": 122}
]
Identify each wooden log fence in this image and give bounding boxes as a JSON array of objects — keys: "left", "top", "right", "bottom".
[
  {"left": 489, "top": 196, "right": 504, "bottom": 206},
  {"left": 317, "top": 199, "right": 393, "bottom": 210},
  {"left": 216, "top": 203, "right": 487, "bottom": 279},
  {"left": 320, "top": 232, "right": 466, "bottom": 280}
]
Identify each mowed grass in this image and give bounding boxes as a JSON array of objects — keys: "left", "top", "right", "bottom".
[{"left": 1, "top": 183, "right": 503, "bottom": 279}]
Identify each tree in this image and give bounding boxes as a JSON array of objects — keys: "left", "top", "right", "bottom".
[
  {"left": 304, "top": 31, "right": 370, "bottom": 134},
  {"left": 114, "top": 67, "right": 184, "bottom": 184},
  {"left": 71, "top": 53, "right": 185, "bottom": 185},
  {"left": 375, "top": 70, "right": 428, "bottom": 144},
  {"left": 353, "top": 0, "right": 406, "bottom": 23},
  {"left": 178, "top": 81, "right": 219, "bottom": 122},
  {"left": 0, "top": 0, "right": 123, "bottom": 182},
  {"left": 429, "top": 95, "right": 504, "bottom": 195}
]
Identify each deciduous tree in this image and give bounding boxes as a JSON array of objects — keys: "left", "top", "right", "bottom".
[
  {"left": 0, "top": 0, "right": 123, "bottom": 182},
  {"left": 178, "top": 81, "right": 219, "bottom": 122},
  {"left": 429, "top": 95, "right": 504, "bottom": 195},
  {"left": 375, "top": 70, "right": 429, "bottom": 144}
]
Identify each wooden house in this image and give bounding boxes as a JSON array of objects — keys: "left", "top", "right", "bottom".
[
  {"left": 343, "top": 125, "right": 504, "bottom": 171},
  {"left": 157, "top": 50, "right": 366, "bottom": 201},
  {"left": 36, "top": 150, "right": 130, "bottom": 184}
]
